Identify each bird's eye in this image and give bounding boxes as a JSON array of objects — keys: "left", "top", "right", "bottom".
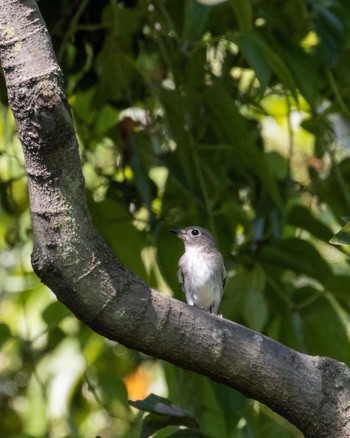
[{"left": 191, "top": 229, "right": 200, "bottom": 236}]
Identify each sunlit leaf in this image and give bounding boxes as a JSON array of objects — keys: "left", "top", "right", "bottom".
[
  {"left": 287, "top": 204, "right": 333, "bottom": 242},
  {"left": 232, "top": 31, "right": 297, "bottom": 98},
  {"left": 233, "top": 32, "right": 271, "bottom": 92},
  {"left": 281, "top": 44, "right": 318, "bottom": 105},
  {"left": 330, "top": 221, "right": 350, "bottom": 245}
]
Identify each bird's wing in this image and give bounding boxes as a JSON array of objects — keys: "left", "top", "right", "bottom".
[
  {"left": 221, "top": 262, "right": 227, "bottom": 288},
  {"left": 177, "top": 255, "right": 188, "bottom": 291},
  {"left": 178, "top": 256, "right": 195, "bottom": 306},
  {"left": 177, "top": 265, "right": 184, "bottom": 285}
]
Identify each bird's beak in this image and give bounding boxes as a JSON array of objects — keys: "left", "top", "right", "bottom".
[{"left": 169, "top": 228, "right": 180, "bottom": 235}]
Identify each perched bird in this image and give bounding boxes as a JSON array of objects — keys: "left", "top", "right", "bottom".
[{"left": 170, "top": 226, "right": 226, "bottom": 315}]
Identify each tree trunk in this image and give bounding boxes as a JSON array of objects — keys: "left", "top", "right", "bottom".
[{"left": 0, "top": 1, "right": 350, "bottom": 436}]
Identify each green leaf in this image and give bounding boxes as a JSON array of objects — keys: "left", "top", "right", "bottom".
[
  {"left": 61, "top": 435, "right": 81, "bottom": 438},
  {"left": 87, "top": 194, "right": 148, "bottom": 279},
  {"left": 253, "top": 35, "right": 297, "bottom": 99},
  {"left": 184, "top": 47, "right": 207, "bottom": 91},
  {"left": 0, "top": 323, "right": 11, "bottom": 348},
  {"left": 47, "top": 327, "right": 66, "bottom": 351},
  {"left": 266, "top": 151, "right": 289, "bottom": 181},
  {"left": 129, "top": 138, "right": 156, "bottom": 214},
  {"left": 230, "top": 0, "right": 252, "bottom": 32},
  {"left": 101, "top": 4, "right": 141, "bottom": 52},
  {"left": 325, "top": 275, "right": 350, "bottom": 302},
  {"left": 163, "top": 367, "right": 227, "bottom": 437},
  {"left": 287, "top": 204, "right": 333, "bottom": 242},
  {"left": 11, "top": 435, "right": 39, "bottom": 438},
  {"left": 233, "top": 32, "right": 271, "bottom": 92},
  {"left": 281, "top": 44, "right": 318, "bottom": 105},
  {"left": 298, "top": 296, "right": 350, "bottom": 364},
  {"left": 223, "top": 266, "right": 268, "bottom": 329},
  {"left": 168, "top": 429, "right": 206, "bottom": 438},
  {"left": 94, "top": 104, "right": 119, "bottom": 135},
  {"left": 221, "top": 200, "right": 250, "bottom": 230},
  {"left": 99, "top": 369, "right": 128, "bottom": 406},
  {"left": 261, "top": 238, "right": 332, "bottom": 283},
  {"left": 272, "top": 312, "right": 307, "bottom": 353},
  {"left": 203, "top": 84, "right": 282, "bottom": 208},
  {"left": 232, "top": 31, "right": 297, "bottom": 98},
  {"left": 130, "top": 393, "right": 173, "bottom": 413},
  {"left": 130, "top": 394, "right": 197, "bottom": 426},
  {"left": 182, "top": 0, "right": 211, "bottom": 47},
  {"left": 312, "top": 5, "right": 348, "bottom": 66},
  {"left": 42, "top": 301, "right": 72, "bottom": 328},
  {"left": 159, "top": 88, "right": 196, "bottom": 190},
  {"left": 130, "top": 394, "right": 200, "bottom": 438},
  {"left": 96, "top": 37, "right": 139, "bottom": 104},
  {"left": 70, "top": 87, "right": 96, "bottom": 124},
  {"left": 330, "top": 221, "right": 350, "bottom": 245},
  {"left": 241, "top": 265, "right": 268, "bottom": 331},
  {"left": 157, "top": 226, "right": 185, "bottom": 301}
]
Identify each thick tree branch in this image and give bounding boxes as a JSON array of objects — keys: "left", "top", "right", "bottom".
[{"left": 1, "top": 1, "right": 350, "bottom": 437}]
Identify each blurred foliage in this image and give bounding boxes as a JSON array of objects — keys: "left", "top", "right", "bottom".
[{"left": 1, "top": 0, "right": 350, "bottom": 436}]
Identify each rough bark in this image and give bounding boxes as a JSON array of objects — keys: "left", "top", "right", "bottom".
[{"left": 1, "top": 1, "right": 350, "bottom": 436}]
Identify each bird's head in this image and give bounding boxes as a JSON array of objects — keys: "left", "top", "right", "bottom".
[{"left": 170, "top": 226, "right": 216, "bottom": 249}]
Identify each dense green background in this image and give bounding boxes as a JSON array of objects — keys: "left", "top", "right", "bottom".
[{"left": 1, "top": 0, "right": 350, "bottom": 436}]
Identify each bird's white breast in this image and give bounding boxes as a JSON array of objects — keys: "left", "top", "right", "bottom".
[
  {"left": 184, "top": 246, "right": 214, "bottom": 281},
  {"left": 181, "top": 246, "right": 221, "bottom": 308}
]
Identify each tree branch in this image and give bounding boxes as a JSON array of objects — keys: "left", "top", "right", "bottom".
[{"left": 1, "top": 1, "right": 350, "bottom": 436}]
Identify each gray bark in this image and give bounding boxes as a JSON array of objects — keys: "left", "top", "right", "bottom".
[{"left": 0, "top": 1, "right": 350, "bottom": 436}]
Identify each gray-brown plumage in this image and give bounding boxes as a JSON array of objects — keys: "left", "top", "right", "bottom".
[{"left": 170, "top": 226, "right": 226, "bottom": 314}]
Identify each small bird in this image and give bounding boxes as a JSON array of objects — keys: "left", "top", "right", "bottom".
[{"left": 170, "top": 226, "right": 226, "bottom": 315}]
